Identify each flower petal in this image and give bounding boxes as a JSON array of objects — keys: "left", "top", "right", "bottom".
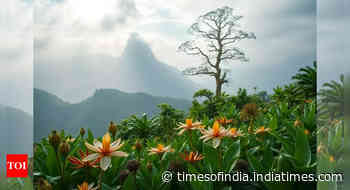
[
  {"left": 111, "top": 139, "right": 121, "bottom": 147},
  {"left": 110, "top": 151, "right": 129, "bottom": 157},
  {"left": 100, "top": 156, "right": 111, "bottom": 171},
  {"left": 178, "top": 129, "right": 186, "bottom": 135},
  {"left": 111, "top": 142, "right": 124, "bottom": 152},
  {"left": 88, "top": 183, "right": 95, "bottom": 189},
  {"left": 93, "top": 139, "right": 102, "bottom": 148},
  {"left": 82, "top": 153, "right": 100, "bottom": 162},
  {"left": 213, "top": 138, "right": 221, "bottom": 148},
  {"left": 85, "top": 142, "right": 101, "bottom": 153}
]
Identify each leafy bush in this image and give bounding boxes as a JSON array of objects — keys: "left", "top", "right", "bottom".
[{"left": 33, "top": 99, "right": 317, "bottom": 190}]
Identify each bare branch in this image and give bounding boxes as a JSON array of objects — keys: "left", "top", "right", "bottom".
[
  {"left": 178, "top": 41, "right": 215, "bottom": 68},
  {"left": 182, "top": 66, "right": 216, "bottom": 77}
]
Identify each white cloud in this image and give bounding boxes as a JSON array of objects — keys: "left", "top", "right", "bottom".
[
  {"left": 0, "top": 0, "right": 33, "bottom": 114},
  {"left": 34, "top": 0, "right": 317, "bottom": 100}
]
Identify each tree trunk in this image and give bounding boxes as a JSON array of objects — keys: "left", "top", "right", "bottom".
[{"left": 215, "top": 77, "right": 222, "bottom": 97}]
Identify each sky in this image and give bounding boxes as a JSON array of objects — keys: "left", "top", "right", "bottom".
[
  {"left": 33, "top": 0, "right": 317, "bottom": 103},
  {"left": 318, "top": 0, "right": 348, "bottom": 86},
  {"left": 0, "top": 0, "right": 348, "bottom": 113},
  {"left": 0, "top": 0, "right": 33, "bottom": 114}
]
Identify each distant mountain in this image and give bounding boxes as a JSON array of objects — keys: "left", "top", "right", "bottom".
[
  {"left": 35, "top": 33, "right": 198, "bottom": 103},
  {"left": 34, "top": 88, "right": 192, "bottom": 141},
  {"left": 0, "top": 105, "right": 33, "bottom": 159},
  {"left": 115, "top": 33, "right": 198, "bottom": 99}
]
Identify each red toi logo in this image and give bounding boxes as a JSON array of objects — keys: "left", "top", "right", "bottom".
[{"left": 6, "top": 154, "right": 28, "bottom": 178}]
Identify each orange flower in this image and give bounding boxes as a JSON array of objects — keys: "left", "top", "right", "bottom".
[
  {"left": 200, "top": 121, "right": 227, "bottom": 148},
  {"left": 329, "top": 156, "right": 335, "bottom": 163},
  {"left": 148, "top": 144, "right": 174, "bottom": 155},
  {"left": 181, "top": 151, "right": 204, "bottom": 163},
  {"left": 77, "top": 182, "right": 97, "bottom": 190},
  {"left": 304, "top": 129, "right": 310, "bottom": 135},
  {"left": 176, "top": 118, "right": 203, "bottom": 135},
  {"left": 226, "top": 128, "right": 242, "bottom": 138},
  {"left": 217, "top": 117, "right": 233, "bottom": 125},
  {"left": 68, "top": 149, "right": 99, "bottom": 169},
  {"left": 294, "top": 120, "right": 302, "bottom": 127},
  {"left": 83, "top": 133, "right": 128, "bottom": 171},
  {"left": 254, "top": 126, "right": 271, "bottom": 135}
]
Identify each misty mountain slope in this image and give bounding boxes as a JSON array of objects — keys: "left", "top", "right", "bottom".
[
  {"left": 34, "top": 88, "right": 192, "bottom": 141},
  {"left": 0, "top": 105, "right": 33, "bottom": 156},
  {"left": 35, "top": 34, "right": 198, "bottom": 103},
  {"left": 116, "top": 34, "right": 197, "bottom": 98}
]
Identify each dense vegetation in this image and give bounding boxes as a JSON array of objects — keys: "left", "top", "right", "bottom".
[{"left": 29, "top": 63, "right": 340, "bottom": 190}]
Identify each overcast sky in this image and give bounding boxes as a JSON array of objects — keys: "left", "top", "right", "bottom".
[
  {"left": 318, "top": 0, "right": 348, "bottom": 86},
  {"left": 0, "top": 0, "right": 32, "bottom": 114},
  {"left": 34, "top": 0, "right": 317, "bottom": 102},
  {"left": 0, "top": 0, "right": 348, "bottom": 114}
]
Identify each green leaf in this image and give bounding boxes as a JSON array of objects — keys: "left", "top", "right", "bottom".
[
  {"left": 122, "top": 174, "right": 137, "bottom": 190},
  {"left": 87, "top": 129, "right": 94, "bottom": 144},
  {"left": 247, "top": 152, "right": 265, "bottom": 173},
  {"left": 294, "top": 127, "right": 311, "bottom": 167},
  {"left": 223, "top": 140, "right": 240, "bottom": 172},
  {"left": 46, "top": 145, "right": 59, "bottom": 176},
  {"left": 102, "top": 183, "right": 114, "bottom": 190},
  {"left": 262, "top": 146, "right": 274, "bottom": 170},
  {"left": 203, "top": 143, "right": 218, "bottom": 171},
  {"left": 269, "top": 115, "right": 278, "bottom": 131}
]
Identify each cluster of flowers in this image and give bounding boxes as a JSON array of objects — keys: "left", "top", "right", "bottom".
[
  {"left": 177, "top": 118, "right": 271, "bottom": 148},
  {"left": 67, "top": 117, "right": 271, "bottom": 190}
]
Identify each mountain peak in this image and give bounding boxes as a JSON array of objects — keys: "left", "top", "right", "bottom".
[
  {"left": 122, "top": 33, "right": 155, "bottom": 61},
  {"left": 34, "top": 88, "right": 192, "bottom": 140},
  {"left": 117, "top": 33, "right": 198, "bottom": 98}
]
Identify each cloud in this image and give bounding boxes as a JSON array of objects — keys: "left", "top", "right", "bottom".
[
  {"left": 34, "top": 0, "right": 318, "bottom": 102},
  {"left": 317, "top": 0, "right": 348, "bottom": 86},
  {"left": 101, "top": 0, "right": 139, "bottom": 31},
  {"left": 0, "top": 0, "right": 33, "bottom": 114}
]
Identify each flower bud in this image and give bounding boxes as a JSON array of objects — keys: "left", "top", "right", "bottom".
[
  {"left": 80, "top": 128, "right": 85, "bottom": 137},
  {"left": 59, "top": 141, "right": 70, "bottom": 156},
  {"left": 146, "top": 161, "right": 152, "bottom": 171},
  {"left": 37, "top": 178, "right": 52, "bottom": 190},
  {"left": 317, "top": 144, "right": 324, "bottom": 153},
  {"left": 108, "top": 121, "right": 117, "bottom": 137},
  {"left": 133, "top": 139, "right": 142, "bottom": 151},
  {"left": 294, "top": 120, "right": 302, "bottom": 127},
  {"left": 48, "top": 130, "right": 61, "bottom": 151},
  {"left": 126, "top": 160, "right": 140, "bottom": 173}
]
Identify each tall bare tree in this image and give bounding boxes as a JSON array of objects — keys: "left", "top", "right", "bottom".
[{"left": 178, "top": 6, "right": 255, "bottom": 96}]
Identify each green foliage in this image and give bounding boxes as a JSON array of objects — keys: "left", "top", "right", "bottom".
[
  {"left": 189, "top": 88, "right": 265, "bottom": 120},
  {"left": 292, "top": 61, "right": 317, "bottom": 99},
  {"left": 33, "top": 98, "right": 317, "bottom": 190},
  {"left": 271, "top": 83, "right": 302, "bottom": 106},
  {"left": 318, "top": 74, "right": 344, "bottom": 121},
  {"left": 117, "top": 104, "right": 185, "bottom": 141},
  {"left": 32, "top": 63, "right": 323, "bottom": 190},
  {"left": 271, "top": 62, "right": 317, "bottom": 108},
  {"left": 316, "top": 74, "right": 344, "bottom": 190},
  {"left": 0, "top": 177, "right": 33, "bottom": 190}
]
